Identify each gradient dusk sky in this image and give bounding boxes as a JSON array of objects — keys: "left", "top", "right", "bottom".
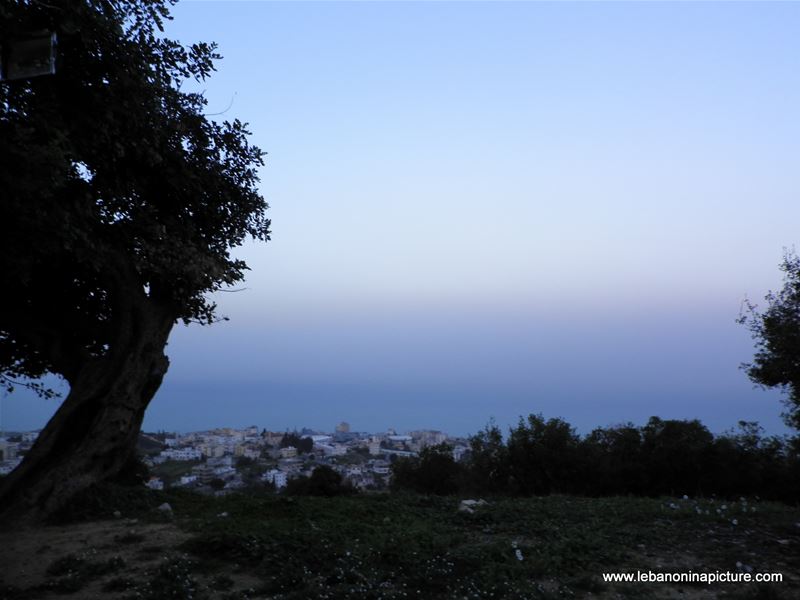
[{"left": 5, "top": 1, "right": 800, "bottom": 436}]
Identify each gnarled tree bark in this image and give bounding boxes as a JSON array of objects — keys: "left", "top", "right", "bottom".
[{"left": 0, "top": 301, "right": 175, "bottom": 528}]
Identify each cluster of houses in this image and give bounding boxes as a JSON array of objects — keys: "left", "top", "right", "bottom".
[
  {"left": 0, "top": 423, "right": 470, "bottom": 492},
  {"left": 0, "top": 431, "right": 38, "bottom": 475},
  {"left": 140, "top": 422, "right": 470, "bottom": 493}
]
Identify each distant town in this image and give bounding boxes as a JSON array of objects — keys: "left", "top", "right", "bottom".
[{"left": 0, "top": 423, "right": 470, "bottom": 492}]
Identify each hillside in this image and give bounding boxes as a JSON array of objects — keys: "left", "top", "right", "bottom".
[
  {"left": 136, "top": 434, "right": 167, "bottom": 457},
  {"left": 0, "top": 490, "right": 798, "bottom": 599}
]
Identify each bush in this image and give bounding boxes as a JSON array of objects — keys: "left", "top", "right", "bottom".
[
  {"left": 285, "top": 466, "right": 355, "bottom": 497},
  {"left": 391, "top": 443, "right": 464, "bottom": 495},
  {"left": 398, "top": 414, "right": 800, "bottom": 502},
  {"left": 506, "top": 414, "right": 582, "bottom": 495}
]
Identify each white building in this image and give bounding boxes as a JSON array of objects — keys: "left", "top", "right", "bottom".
[
  {"left": 371, "top": 461, "right": 390, "bottom": 475},
  {"left": 452, "top": 446, "right": 469, "bottom": 462},
  {"left": 213, "top": 465, "right": 236, "bottom": 478},
  {"left": 0, "top": 438, "right": 18, "bottom": 461},
  {"left": 146, "top": 477, "right": 164, "bottom": 490},
  {"left": 387, "top": 435, "right": 412, "bottom": 446},
  {"left": 314, "top": 443, "right": 346, "bottom": 456},
  {"left": 234, "top": 444, "right": 261, "bottom": 459},
  {"left": 410, "top": 430, "right": 448, "bottom": 448},
  {"left": 0, "top": 457, "right": 22, "bottom": 476},
  {"left": 160, "top": 447, "right": 202, "bottom": 461},
  {"left": 279, "top": 446, "right": 297, "bottom": 459},
  {"left": 262, "top": 469, "right": 287, "bottom": 489},
  {"left": 207, "top": 456, "right": 234, "bottom": 470}
]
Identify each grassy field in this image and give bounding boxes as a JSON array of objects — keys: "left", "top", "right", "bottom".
[
  {"left": 150, "top": 460, "right": 202, "bottom": 487},
  {"left": 1, "top": 489, "right": 798, "bottom": 599}
]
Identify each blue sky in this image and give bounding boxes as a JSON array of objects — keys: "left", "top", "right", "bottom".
[{"left": 5, "top": 1, "right": 800, "bottom": 436}]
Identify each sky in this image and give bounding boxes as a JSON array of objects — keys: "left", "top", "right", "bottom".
[{"left": 4, "top": 0, "right": 800, "bottom": 437}]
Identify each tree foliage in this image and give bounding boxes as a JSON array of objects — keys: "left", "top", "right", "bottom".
[
  {"left": 391, "top": 443, "right": 463, "bottom": 495},
  {"left": 285, "top": 466, "right": 355, "bottom": 497},
  {"left": 506, "top": 414, "right": 581, "bottom": 495},
  {"left": 389, "top": 415, "right": 798, "bottom": 502},
  {"left": 740, "top": 252, "right": 800, "bottom": 430},
  {"left": 280, "top": 433, "right": 314, "bottom": 454},
  {"left": 0, "top": 0, "right": 268, "bottom": 395}
]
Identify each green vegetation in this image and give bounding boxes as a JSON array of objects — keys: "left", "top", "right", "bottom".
[
  {"left": 280, "top": 433, "right": 314, "bottom": 454},
  {"left": 43, "top": 553, "right": 126, "bottom": 594},
  {"left": 393, "top": 416, "right": 800, "bottom": 502},
  {"left": 136, "top": 434, "right": 167, "bottom": 457},
  {"left": 284, "top": 465, "right": 356, "bottom": 497},
  {"left": 741, "top": 251, "right": 800, "bottom": 430},
  {"left": 150, "top": 460, "right": 201, "bottom": 487},
  {"left": 3, "top": 485, "right": 795, "bottom": 599}
]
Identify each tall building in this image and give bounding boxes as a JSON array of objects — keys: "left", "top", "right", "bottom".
[
  {"left": 192, "top": 464, "right": 215, "bottom": 485},
  {"left": 335, "top": 422, "right": 350, "bottom": 434},
  {"left": 0, "top": 438, "right": 17, "bottom": 461}
]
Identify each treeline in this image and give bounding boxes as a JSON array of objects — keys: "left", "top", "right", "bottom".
[
  {"left": 280, "top": 432, "right": 313, "bottom": 454},
  {"left": 391, "top": 415, "right": 800, "bottom": 502}
]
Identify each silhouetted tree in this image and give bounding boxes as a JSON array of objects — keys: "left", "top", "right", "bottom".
[
  {"left": 279, "top": 433, "right": 313, "bottom": 454},
  {"left": 209, "top": 478, "right": 226, "bottom": 492},
  {"left": 0, "top": 0, "right": 268, "bottom": 524},
  {"left": 581, "top": 423, "right": 645, "bottom": 495},
  {"left": 740, "top": 252, "right": 800, "bottom": 430},
  {"left": 388, "top": 414, "right": 797, "bottom": 501},
  {"left": 465, "top": 422, "right": 508, "bottom": 494},
  {"left": 285, "top": 466, "right": 355, "bottom": 497},
  {"left": 639, "top": 417, "right": 714, "bottom": 496},
  {"left": 506, "top": 414, "right": 581, "bottom": 495},
  {"left": 236, "top": 456, "right": 255, "bottom": 469},
  {"left": 391, "top": 443, "right": 463, "bottom": 495}
]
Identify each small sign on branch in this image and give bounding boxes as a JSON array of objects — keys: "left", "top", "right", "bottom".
[{"left": 1, "top": 31, "right": 57, "bottom": 81}]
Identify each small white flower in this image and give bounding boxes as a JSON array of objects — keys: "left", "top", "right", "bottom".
[
  {"left": 515, "top": 549, "right": 523, "bottom": 561},
  {"left": 732, "top": 519, "right": 738, "bottom": 526}
]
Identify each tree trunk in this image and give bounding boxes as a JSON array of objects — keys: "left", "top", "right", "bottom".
[{"left": 0, "top": 303, "right": 174, "bottom": 528}]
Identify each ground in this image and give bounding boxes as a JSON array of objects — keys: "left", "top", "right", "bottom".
[{"left": 0, "top": 489, "right": 797, "bottom": 599}]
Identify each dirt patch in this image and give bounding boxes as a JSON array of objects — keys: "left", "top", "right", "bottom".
[
  {"left": 0, "top": 517, "right": 266, "bottom": 599},
  {"left": 0, "top": 518, "right": 189, "bottom": 598}
]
